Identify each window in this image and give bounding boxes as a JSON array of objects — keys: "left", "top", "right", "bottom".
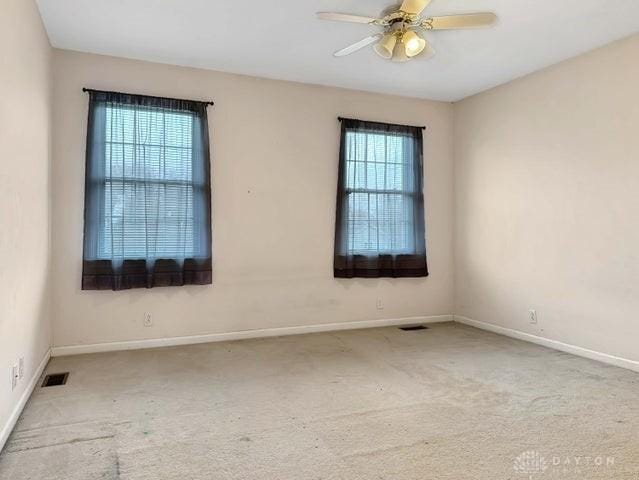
[
  {"left": 99, "top": 105, "right": 196, "bottom": 259},
  {"left": 345, "top": 130, "right": 416, "bottom": 254},
  {"left": 334, "top": 118, "right": 428, "bottom": 278},
  {"left": 82, "top": 90, "right": 212, "bottom": 290}
]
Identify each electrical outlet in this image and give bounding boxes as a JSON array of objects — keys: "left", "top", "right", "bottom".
[
  {"left": 143, "top": 312, "right": 153, "bottom": 327},
  {"left": 18, "top": 358, "right": 24, "bottom": 379},
  {"left": 376, "top": 298, "right": 384, "bottom": 310},
  {"left": 11, "top": 364, "right": 18, "bottom": 391},
  {"left": 528, "top": 309, "right": 538, "bottom": 325}
]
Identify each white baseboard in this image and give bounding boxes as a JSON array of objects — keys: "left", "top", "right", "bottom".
[
  {"left": 0, "top": 348, "right": 51, "bottom": 453},
  {"left": 47, "top": 313, "right": 639, "bottom": 369},
  {"left": 51, "top": 315, "right": 453, "bottom": 357},
  {"left": 454, "top": 315, "right": 639, "bottom": 373}
]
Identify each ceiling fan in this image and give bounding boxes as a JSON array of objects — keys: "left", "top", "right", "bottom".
[{"left": 317, "top": 0, "right": 497, "bottom": 62}]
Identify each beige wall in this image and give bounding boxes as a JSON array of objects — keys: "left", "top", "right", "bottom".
[
  {"left": 454, "top": 34, "right": 639, "bottom": 362},
  {"left": 51, "top": 50, "right": 454, "bottom": 348},
  {"left": 0, "top": 0, "right": 52, "bottom": 443}
]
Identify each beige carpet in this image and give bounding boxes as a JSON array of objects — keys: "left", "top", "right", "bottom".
[{"left": 1, "top": 322, "right": 638, "bottom": 479}]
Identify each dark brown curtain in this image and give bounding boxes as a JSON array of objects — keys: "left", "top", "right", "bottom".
[
  {"left": 334, "top": 118, "right": 428, "bottom": 278},
  {"left": 82, "top": 90, "right": 212, "bottom": 290}
]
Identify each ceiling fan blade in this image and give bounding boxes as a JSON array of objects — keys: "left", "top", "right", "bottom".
[
  {"left": 426, "top": 13, "right": 497, "bottom": 30},
  {"left": 316, "top": 12, "right": 378, "bottom": 24},
  {"left": 334, "top": 34, "right": 382, "bottom": 57},
  {"left": 400, "top": 0, "right": 432, "bottom": 15}
]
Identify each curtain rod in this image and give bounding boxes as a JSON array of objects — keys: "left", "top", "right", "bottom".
[
  {"left": 82, "top": 88, "right": 214, "bottom": 106},
  {"left": 338, "top": 116, "right": 426, "bottom": 130}
]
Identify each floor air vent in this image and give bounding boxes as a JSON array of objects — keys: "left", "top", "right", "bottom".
[
  {"left": 399, "top": 325, "right": 429, "bottom": 331},
  {"left": 42, "top": 372, "right": 69, "bottom": 387}
]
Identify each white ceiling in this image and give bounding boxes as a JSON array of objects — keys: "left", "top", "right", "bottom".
[{"left": 36, "top": 0, "right": 639, "bottom": 102}]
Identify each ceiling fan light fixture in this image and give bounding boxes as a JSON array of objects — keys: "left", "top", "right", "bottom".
[
  {"left": 374, "top": 33, "right": 397, "bottom": 59},
  {"left": 316, "top": 2, "right": 498, "bottom": 62},
  {"left": 402, "top": 30, "right": 426, "bottom": 57},
  {"left": 391, "top": 42, "right": 411, "bottom": 63}
]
